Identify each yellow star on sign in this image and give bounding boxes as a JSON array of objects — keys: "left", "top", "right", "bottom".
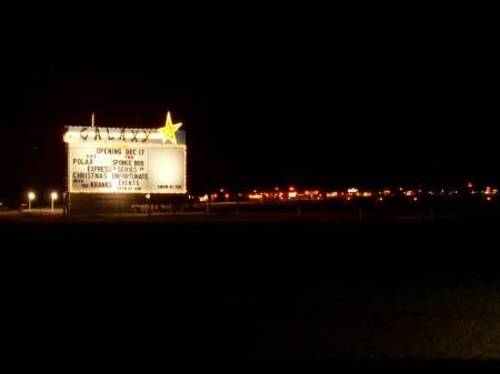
[{"left": 159, "top": 112, "right": 182, "bottom": 144}]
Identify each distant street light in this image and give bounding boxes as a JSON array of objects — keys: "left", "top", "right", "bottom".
[
  {"left": 51, "top": 192, "right": 58, "bottom": 212},
  {"left": 28, "top": 192, "right": 36, "bottom": 211},
  {"left": 145, "top": 193, "right": 152, "bottom": 216}
]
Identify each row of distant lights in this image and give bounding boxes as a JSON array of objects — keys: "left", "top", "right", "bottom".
[
  {"left": 25, "top": 191, "right": 154, "bottom": 204},
  {"left": 199, "top": 184, "right": 498, "bottom": 203}
]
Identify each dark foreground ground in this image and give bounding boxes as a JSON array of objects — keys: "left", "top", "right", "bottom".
[{"left": 2, "top": 210, "right": 499, "bottom": 368}]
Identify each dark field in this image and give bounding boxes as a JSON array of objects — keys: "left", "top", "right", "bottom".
[{"left": 2, "top": 210, "right": 499, "bottom": 367}]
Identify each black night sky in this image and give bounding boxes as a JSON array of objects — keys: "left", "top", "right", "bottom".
[{"left": 1, "top": 8, "right": 498, "bottom": 201}]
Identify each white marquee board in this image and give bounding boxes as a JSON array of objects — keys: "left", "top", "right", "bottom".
[{"left": 64, "top": 126, "right": 187, "bottom": 194}]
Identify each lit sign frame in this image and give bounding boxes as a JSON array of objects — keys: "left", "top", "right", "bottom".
[{"left": 64, "top": 113, "right": 187, "bottom": 195}]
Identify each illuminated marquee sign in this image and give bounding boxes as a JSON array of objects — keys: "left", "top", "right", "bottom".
[{"left": 64, "top": 112, "right": 187, "bottom": 194}]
